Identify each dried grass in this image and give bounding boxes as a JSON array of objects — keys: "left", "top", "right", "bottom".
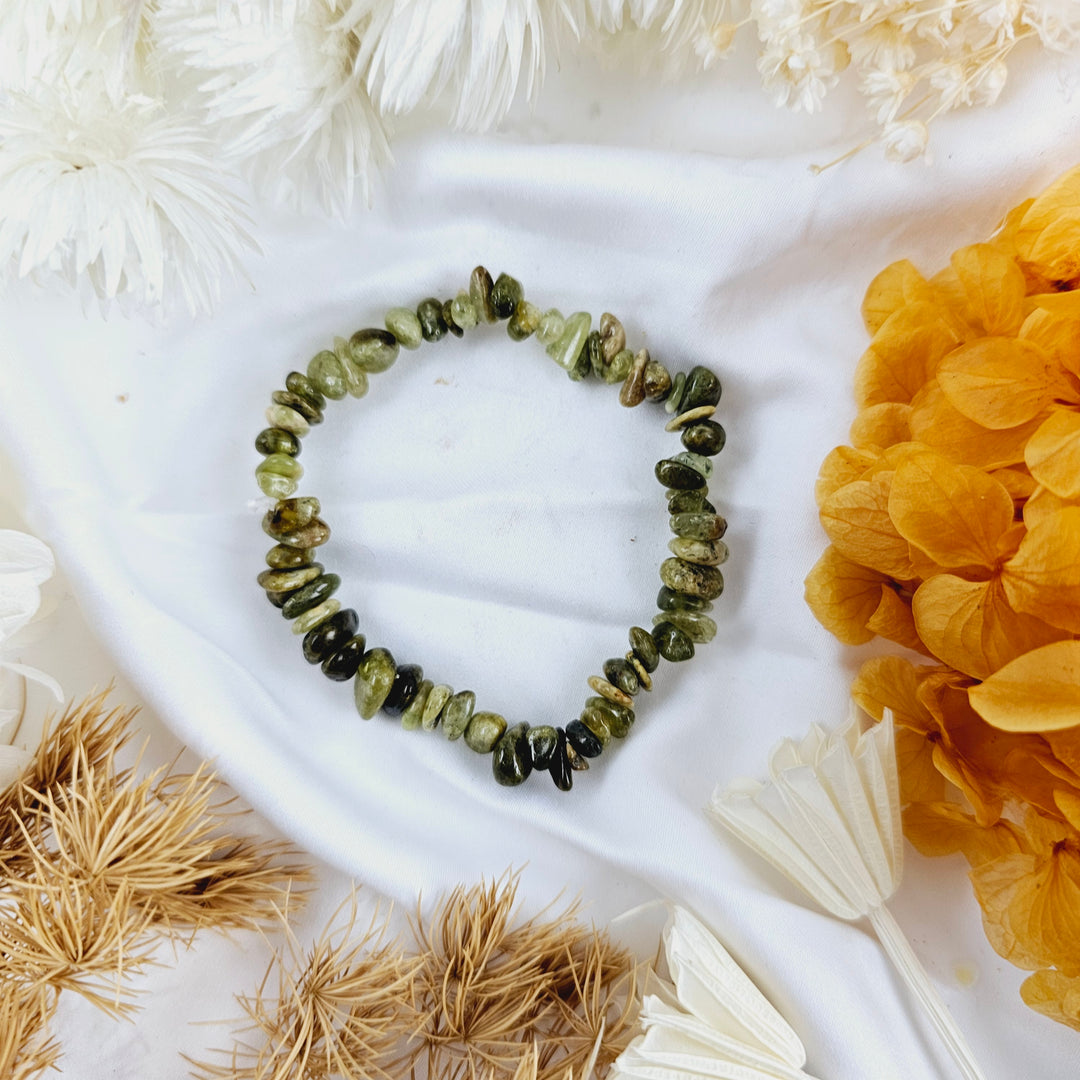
[{"left": 0, "top": 980, "right": 61, "bottom": 1079}]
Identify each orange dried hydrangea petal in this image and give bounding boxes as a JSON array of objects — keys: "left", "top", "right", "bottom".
[
  {"left": 849, "top": 402, "right": 911, "bottom": 450},
  {"left": 909, "top": 379, "right": 1039, "bottom": 470},
  {"left": 951, "top": 243, "right": 1027, "bottom": 336},
  {"left": 1001, "top": 508, "right": 1080, "bottom": 632},
  {"left": 1012, "top": 840, "right": 1080, "bottom": 976},
  {"left": 814, "top": 445, "right": 879, "bottom": 505},
  {"left": 969, "top": 641, "right": 1080, "bottom": 733},
  {"left": 861, "top": 259, "right": 929, "bottom": 335},
  {"left": 854, "top": 301, "right": 962, "bottom": 409},
  {"left": 1026, "top": 410, "right": 1080, "bottom": 499},
  {"left": 803, "top": 546, "right": 883, "bottom": 645},
  {"left": 851, "top": 655, "right": 927, "bottom": 727},
  {"left": 896, "top": 727, "right": 947, "bottom": 804},
  {"left": 1023, "top": 485, "right": 1080, "bottom": 531},
  {"left": 990, "top": 468, "right": 1037, "bottom": 502},
  {"left": 903, "top": 801, "right": 1025, "bottom": 865},
  {"left": 888, "top": 450, "right": 1013, "bottom": 570},
  {"left": 938, "top": 337, "right": 1057, "bottom": 430},
  {"left": 819, "top": 472, "right": 918, "bottom": 580},
  {"left": 1027, "top": 292, "right": 1080, "bottom": 319},
  {"left": 1020, "top": 969, "right": 1080, "bottom": 1032},
  {"left": 1020, "top": 309, "right": 1080, "bottom": 386},
  {"left": 912, "top": 574, "right": 1068, "bottom": 681},
  {"left": 1056, "top": 791, "right": 1080, "bottom": 833},
  {"left": 866, "top": 584, "right": 930, "bottom": 654},
  {"left": 1014, "top": 165, "right": 1080, "bottom": 285},
  {"left": 971, "top": 852, "right": 1052, "bottom": 971}
]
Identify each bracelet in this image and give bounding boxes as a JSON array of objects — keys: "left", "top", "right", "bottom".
[{"left": 253, "top": 267, "right": 727, "bottom": 791}]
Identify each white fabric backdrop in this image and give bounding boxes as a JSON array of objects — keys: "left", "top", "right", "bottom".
[{"left": 3, "top": 44, "right": 1080, "bottom": 1079}]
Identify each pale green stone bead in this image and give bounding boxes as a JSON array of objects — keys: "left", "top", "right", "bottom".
[
  {"left": 265, "top": 403, "right": 310, "bottom": 437},
  {"left": 257, "top": 471, "right": 298, "bottom": 498},
  {"left": 672, "top": 451, "right": 713, "bottom": 479},
  {"left": 536, "top": 309, "right": 565, "bottom": 346},
  {"left": 669, "top": 537, "right": 729, "bottom": 566},
  {"left": 330, "top": 336, "right": 368, "bottom": 397},
  {"left": 652, "top": 609, "right": 717, "bottom": 643},
  {"left": 256, "top": 454, "right": 302, "bottom": 499},
  {"left": 450, "top": 293, "right": 478, "bottom": 330},
  {"left": 603, "top": 348, "right": 634, "bottom": 384},
  {"left": 665, "top": 371, "right": 687, "bottom": 414},
  {"left": 401, "top": 679, "right": 433, "bottom": 731},
  {"left": 546, "top": 312, "right": 590, "bottom": 377},
  {"left": 442, "top": 690, "right": 475, "bottom": 741},
  {"left": 355, "top": 648, "right": 396, "bottom": 719},
  {"left": 308, "top": 350, "right": 349, "bottom": 400},
  {"left": 292, "top": 598, "right": 340, "bottom": 635},
  {"left": 349, "top": 329, "right": 399, "bottom": 373},
  {"left": 464, "top": 711, "right": 507, "bottom": 753},
  {"left": 422, "top": 684, "right": 454, "bottom": 730},
  {"left": 386, "top": 307, "right": 424, "bottom": 349}
]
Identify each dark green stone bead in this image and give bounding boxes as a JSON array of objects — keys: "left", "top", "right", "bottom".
[
  {"left": 527, "top": 725, "right": 559, "bottom": 769},
  {"left": 659, "top": 558, "right": 724, "bottom": 600},
  {"left": 348, "top": 328, "right": 399, "bottom": 373},
  {"left": 322, "top": 635, "right": 366, "bottom": 680},
  {"left": 266, "top": 544, "right": 313, "bottom": 570},
  {"left": 582, "top": 695, "right": 634, "bottom": 739},
  {"left": 465, "top": 711, "right": 507, "bottom": 753},
  {"left": 644, "top": 360, "right": 672, "bottom": 401},
  {"left": 655, "top": 609, "right": 718, "bottom": 644},
  {"left": 264, "top": 517, "right": 331, "bottom": 549},
  {"left": 285, "top": 371, "right": 326, "bottom": 412},
  {"left": 355, "top": 648, "right": 396, "bottom": 719},
  {"left": 302, "top": 609, "right": 358, "bottom": 663},
  {"left": 668, "top": 490, "right": 716, "bottom": 515},
  {"left": 422, "top": 684, "right": 453, "bottom": 730},
  {"left": 602, "top": 657, "right": 639, "bottom": 697},
  {"left": 490, "top": 273, "right": 523, "bottom": 319},
  {"left": 382, "top": 664, "right": 424, "bottom": 716},
  {"left": 628, "top": 627, "right": 660, "bottom": 673},
  {"left": 281, "top": 573, "right": 340, "bottom": 619},
  {"left": 652, "top": 620, "right": 695, "bottom": 662},
  {"left": 401, "top": 680, "right": 433, "bottom": 730},
  {"left": 470, "top": 266, "right": 497, "bottom": 323},
  {"left": 507, "top": 301, "right": 540, "bottom": 341},
  {"left": 258, "top": 563, "right": 323, "bottom": 593},
  {"left": 256, "top": 427, "right": 300, "bottom": 457},
  {"left": 442, "top": 690, "right": 476, "bottom": 741},
  {"left": 264, "top": 497, "right": 320, "bottom": 534},
  {"left": 265, "top": 586, "right": 298, "bottom": 609},
  {"left": 657, "top": 585, "right": 713, "bottom": 613},
  {"left": 682, "top": 420, "right": 726, "bottom": 456},
  {"left": 273, "top": 389, "right": 322, "bottom": 424},
  {"left": 550, "top": 729, "right": 573, "bottom": 791},
  {"left": 579, "top": 705, "right": 611, "bottom": 744},
  {"left": 442, "top": 299, "right": 464, "bottom": 337},
  {"left": 680, "top": 365, "right": 722, "bottom": 411},
  {"left": 586, "top": 330, "right": 604, "bottom": 379},
  {"left": 655, "top": 459, "right": 707, "bottom": 491},
  {"left": 417, "top": 297, "right": 448, "bottom": 341},
  {"left": 566, "top": 720, "right": 602, "bottom": 759},
  {"left": 492, "top": 723, "right": 532, "bottom": 786},
  {"left": 669, "top": 512, "right": 727, "bottom": 542}
]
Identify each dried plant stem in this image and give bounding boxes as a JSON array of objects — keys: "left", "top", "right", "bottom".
[
  {"left": 869, "top": 905, "right": 987, "bottom": 1080},
  {"left": 0, "top": 981, "right": 61, "bottom": 1079}
]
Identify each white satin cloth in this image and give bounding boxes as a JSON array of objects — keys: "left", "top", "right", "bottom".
[{"left": 3, "top": 49, "right": 1080, "bottom": 1079}]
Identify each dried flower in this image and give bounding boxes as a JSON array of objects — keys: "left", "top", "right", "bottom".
[
  {"left": 0, "top": 981, "right": 61, "bottom": 1080},
  {"left": 807, "top": 163, "right": 1080, "bottom": 1026}
]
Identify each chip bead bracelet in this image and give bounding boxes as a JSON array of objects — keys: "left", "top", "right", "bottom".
[{"left": 254, "top": 266, "right": 728, "bottom": 791}]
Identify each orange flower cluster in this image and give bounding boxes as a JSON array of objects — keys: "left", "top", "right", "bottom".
[{"left": 805, "top": 165, "right": 1080, "bottom": 1029}]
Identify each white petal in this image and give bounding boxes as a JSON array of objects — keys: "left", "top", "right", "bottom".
[
  {"left": 0, "top": 744, "right": 32, "bottom": 791},
  {"left": 0, "top": 660, "right": 64, "bottom": 702}
]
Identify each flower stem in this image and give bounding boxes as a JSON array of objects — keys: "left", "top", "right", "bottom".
[{"left": 868, "top": 905, "right": 987, "bottom": 1080}]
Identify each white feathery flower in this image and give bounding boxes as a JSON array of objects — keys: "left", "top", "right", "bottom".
[
  {"left": 345, "top": 0, "right": 562, "bottom": 132},
  {"left": 860, "top": 66, "right": 915, "bottom": 123},
  {"left": 1020, "top": 0, "right": 1080, "bottom": 50},
  {"left": 758, "top": 33, "right": 840, "bottom": 112},
  {"left": 155, "top": 0, "right": 390, "bottom": 214},
  {"left": 897, "top": 0, "right": 958, "bottom": 45},
  {"left": 929, "top": 61, "right": 973, "bottom": 108},
  {"left": 970, "top": 57, "right": 1009, "bottom": 104},
  {"left": 654, "top": 1, "right": 741, "bottom": 71},
  {"left": 881, "top": 117, "right": 929, "bottom": 161},
  {"left": 0, "top": 84, "right": 255, "bottom": 315},
  {"left": 847, "top": 20, "right": 917, "bottom": 71}
]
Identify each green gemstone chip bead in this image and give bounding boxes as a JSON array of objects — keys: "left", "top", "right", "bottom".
[
  {"left": 659, "top": 557, "right": 725, "bottom": 600},
  {"left": 492, "top": 723, "right": 532, "bottom": 786},
  {"left": 644, "top": 360, "right": 672, "bottom": 401},
  {"left": 599, "top": 313, "right": 625, "bottom": 363},
  {"left": 654, "top": 609, "right": 718, "bottom": 643},
  {"left": 680, "top": 365, "right": 723, "bottom": 411},
  {"left": 682, "top": 420, "right": 726, "bottom": 456},
  {"left": 619, "top": 348, "right": 648, "bottom": 406},
  {"left": 285, "top": 371, "right": 326, "bottom": 411},
  {"left": 417, "top": 299, "right": 448, "bottom": 342},
  {"left": 582, "top": 695, "right": 634, "bottom": 738},
  {"left": 602, "top": 658, "right": 639, "bottom": 697},
  {"left": 652, "top": 620, "right": 695, "bottom": 661},
  {"left": 527, "top": 725, "right": 559, "bottom": 769},
  {"left": 655, "top": 459, "right": 706, "bottom": 491},
  {"left": 465, "top": 711, "right": 507, "bottom": 753},
  {"left": 266, "top": 544, "right": 313, "bottom": 570},
  {"left": 256, "top": 428, "right": 300, "bottom": 457},
  {"left": 665, "top": 371, "right": 687, "bottom": 414},
  {"left": 669, "top": 537, "right": 729, "bottom": 566},
  {"left": 422, "top": 684, "right": 454, "bottom": 730},
  {"left": 349, "top": 328, "right": 400, "bottom": 372},
  {"left": 291, "top": 598, "right": 340, "bottom": 635},
  {"left": 273, "top": 390, "right": 322, "bottom": 424},
  {"left": 264, "top": 497, "right": 320, "bottom": 533},
  {"left": 536, "top": 309, "right": 565, "bottom": 346},
  {"left": 257, "top": 564, "right": 323, "bottom": 592},
  {"left": 265, "top": 403, "right": 309, "bottom": 438},
  {"left": 401, "top": 679, "right": 434, "bottom": 730},
  {"left": 256, "top": 454, "right": 303, "bottom": 498},
  {"left": 628, "top": 626, "right": 660, "bottom": 673},
  {"left": 355, "top": 648, "right": 397, "bottom": 719},
  {"left": 507, "top": 300, "right": 541, "bottom": 341},
  {"left": 470, "top": 266, "right": 497, "bottom": 323},
  {"left": 442, "top": 690, "right": 476, "bottom": 741},
  {"left": 491, "top": 273, "right": 523, "bottom": 319},
  {"left": 672, "top": 451, "right": 713, "bottom": 480},
  {"left": 657, "top": 585, "right": 713, "bottom": 613},
  {"left": 281, "top": 573, "right": 340, "bottom": 619},
  {"left": 604, "top": 348, "right": 634, "bottom": 385},
  {"left": 669, "top": 512, "right": 727, "bottom": 541},
  {"left": 667, "top": 490, "right": 715, "bottom": 515},
  {"left": 441, "top": 299, "right": 464, "bottom": 337},
  {"left": 265, "top": 517, "right": 331, "bottom": 550},
  {"left": 547, "top": 312, "right": 591, "bottom": 379},
  {"left": 386, "top": 307, "right": 424, "bottom": 349},
  {"left": 307, "top": 350, "right": 349, "bottom": 400},
  {"left": 450, "top": 293, "right": 478, "bottom": 330}
]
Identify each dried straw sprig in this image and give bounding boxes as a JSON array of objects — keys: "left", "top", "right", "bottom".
[
  {"left": 0, "top": 980, "right": 61, "bottom": 1079},
  {"left": 191, "top": 892, "right": 421, "bottom": 1080},
  {"left": 413, "top": 872, "right": 641, "bottom": 1080}
]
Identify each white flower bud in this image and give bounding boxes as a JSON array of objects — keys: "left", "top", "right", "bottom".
[{"left": 881, "top": 119, "right": 929, "bottom": 163}]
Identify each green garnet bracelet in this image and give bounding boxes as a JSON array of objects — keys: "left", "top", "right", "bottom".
[{"left": 254, "top": 266, "right": 727, "bottom": 791}]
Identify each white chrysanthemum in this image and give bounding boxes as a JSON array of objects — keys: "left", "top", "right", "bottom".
[
  {"left": 848, "top": 19, "right": 917, "bottom": 71},
  {"left": 155, "top": 0, "right": 390, "bottom": 214},
  {"left": 881, "top": 118, "right": 929, "bottom": 161},
  {"left": 860, "top": 66, "right": 915, "bottom": 123},
  {"left": 0, "top": 85, "right": 255, "bottom": 315},
  {"left": 758, "top": 34, "right": 843, "bottom": 112},
  {"left": 1021, "top": 0, "right": 1080, "bottom": 50},
  {"left": 342, "top": 0, "right": 567, "bottom": 131}
]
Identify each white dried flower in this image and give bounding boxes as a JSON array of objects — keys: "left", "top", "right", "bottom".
[
  {"left": 881, "top": 117, "right": 929, "bottom": 162},
  {"left": 1021, "top": 0, "right": 1080, "bottom": 50},
  {"left": 0, "top": 83, "right": 255, "bottom": 315},
  {"left": 758, "top": 33, "right": 841, "bottom": 113},
  {"left": 929, "top": 61, "right": 973, "bottom": 108},
  {"left": 847, "top": 20, "right": 917, "bottom": 71},
  {"left": 971, "top": 57, "right": 1009, "bottom": 104},
  {"left": 860, "top": 66, "right": 916, "bottom": 123},
  {"left": 155, "top": 0, "right": 390, "bottom": 214}
]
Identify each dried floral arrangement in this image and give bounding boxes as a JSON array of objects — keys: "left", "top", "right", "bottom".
[
  {"left": 804, "top": 162, "right": 1080, "bottom": 1030},
  {"left": 2, "top": 0, "right": 1078, "bottom": 314}
]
